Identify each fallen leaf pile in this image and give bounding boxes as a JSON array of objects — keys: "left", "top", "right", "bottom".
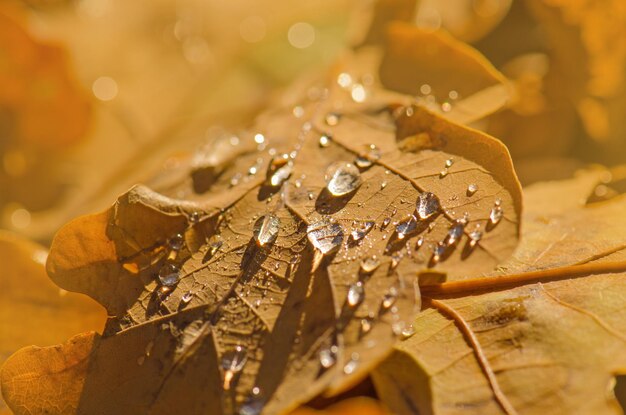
[{"left": 1, "top": 1, "right": 626, "bottom": 415}]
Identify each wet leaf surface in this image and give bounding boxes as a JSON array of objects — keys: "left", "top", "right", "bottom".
[
  {"left": 0, "top": 24, "right": 522, "bottom": 415},
  {"left": 374, "top": 171, "right": 626, "bottom": 414}
]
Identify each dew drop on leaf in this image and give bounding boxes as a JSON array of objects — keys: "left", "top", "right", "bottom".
[
  {"left": 343, "top": 353, "right": 359, "bottom": 375},
  {"left": 416, "top": 192, "right": 440, "bottom": 220},
  {"left": 381, "top": 217, "right": 391, "bottom": 230},
  {"left": 381, "top": 286, "right": 398, "bottom": 311},
  {"left": 319, "top": 134, "right": 331, "bottom": 148},
  {"left": 355, "top": 156, "right": 372, "bottom": 168},
  {"left": 360, "top": 256, "right": 380, "bottom": 274},
  {"left": 350, "top": 221, "right": 375, "bottom": 241},
  {"left": 181, "top": 291, "right": 193, "bottom": 304},
  {"left": 306, "top": 218, "right": 344, "bottom": 255},
  {"left": 325, "top": 112, "right": 340, "bottom": 126},
  {"left": 319, "top": 345, "right": 338, "bottom": 369},
  {"left": 266, "top": 154, "right": 293, "bottom": 187},
  {"left": 467, "top": 183, "right": 478, "bottom": 196},
  {"left": 158, "top": 263, "right": 180, "bottom": 286},
  {"left": 347, "top": 281, "right": 365, "bottom": 307},
  {"left": 446, "top": 220, "right": 466, "bottom": 246},
  {"left": 360, "top": 315, "right": 374, "bottom": 336},
  {"left": 469, "top": 229, "right": 483, "bottom": 247},
  {"left": 395, "top": 215, "right": 418, "bottom": 239},
  {"left": 445, "top": 158, "right": 454, "bottom": 168},
  {"left": 253, "top": 214, "right": 280, "bottom": 248},
  {"left": 222, "top": 345, "right": 248, "bottom": 390},
  {"left": 168, "top": 233, "right": 184, "bottom": 251},
  {"left": 325, "top": 162, "right": 362, "bottom": 196},
  {"left": 490, "top": 205, "right": 503, "bottom": 226},
  {"left": 431, "top": 242, "right": 447, "bottom": 264}
]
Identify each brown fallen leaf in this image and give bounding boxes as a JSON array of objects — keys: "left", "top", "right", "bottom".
[
  {"left": 0, "top": 23, "right": 522, "bottom": 415},
  {"left": 0, "top": 231, "right": 106, "bottom": 413},
  {"left": 373, "top": 170, "right": 626, "bottom": 414}
]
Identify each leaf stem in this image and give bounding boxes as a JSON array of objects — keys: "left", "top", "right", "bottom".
[
  {"left": 425, "top": 298, "right": 519, "bottom": 415},
  {"left": 421, "top": 261, "right": 626, "bottom": 297}
]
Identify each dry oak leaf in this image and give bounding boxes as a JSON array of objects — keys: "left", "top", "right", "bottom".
[
  {"left": 373, "top": 171, "right": 626, "bottom": 415},
  {"left": 0, "top": 231, "right": 106, "bottom": 413},
  {"left": 1, "top": 35, "right": 522, "bottom": 415}
]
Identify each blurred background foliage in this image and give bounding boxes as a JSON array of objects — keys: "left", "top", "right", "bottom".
[{"left": 0, "top": 0, "right": 625, "bottom": 243}]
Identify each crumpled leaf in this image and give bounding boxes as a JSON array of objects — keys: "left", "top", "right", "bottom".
[
  {"left": 1, "top": 23, "right": 522, "bottom": 415},
  {"left": 373, "top": 169, "right": 626, "bottom": 414},
  {"left": 0, "top": 231, "right": 106, "bottom": 413}
]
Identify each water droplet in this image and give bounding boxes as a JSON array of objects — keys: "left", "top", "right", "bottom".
[
  {"left": 319, "top": 134, "right": 331, "bottom": 147},
  {"left": 343, "top": 353, "right": 359, "bottom": 374},
  {"left": 381, "top": 286, "right": 398, "bottom": 311},
  {"left": 325, "top": 162, "right": 362, "bottom": 196},
  {"left": 308, "top": 192, "right": 315, "bottom": 200},
  {"left": 189, "top": 211, "right": 200, "bottom": 224},
  {"left": 360, "top": 256, "right": 380, "bottom": 274},
  {"left": 469, "top": 230, "right": 483, "bottom": 247},
  {"left": 360, "top": 315, "right": 374, "bottom": 335},
  {"left": 490, "top": 205, "right": 503, "bottom": 226},
  {"left": 416, "top": 236, "right": 424, "bottom": 249},
  {"left": 405, "top": 106, "right": 415, "bottom": 117},
  {"left": 380, "top": 181, "right": 387, "bottom": 190},
  {"left": 439, "top": 169, "right": 448, "bottom": 178},
  {"left": 381, "top": 217, "right": 391, "bottom": 230},
  {"left": 416, "top": 192, "right": 440, "bottom": 219},
  {"left": 445, "top": 158, "right": 454, "bottom": 168},
  {"left": 350, "top": 221, "right": 375, "bottom": 241},
  {"left": 347, "top": 281, "right": 365, "bottom": 307},
  {"left": 239, "top": 389, "right": 265, "bottom": 415},
  {"left": 222, "top": 345, "right": 248, "bottom": 390},
  {"left": 390, "top": 253, "right": 403, "bottom": 271},
  {"left": 307, "top": 219, "right": 344, "bottom": 255},
  {"left": 319, "top": 345, "right": 338, "bottom": 368},
  {"left": 446, "top": 220, "right": 465, "bottom": 246},
  {"left": 467, "top": 183, "right": 478, "bottom": 196},
  {"left": 441, "top": 102, "right": 452, "bottom": 112},
  {"left": 325, "top": 112, "right": 340, "bottom": 126},
  {"left": 355, "top": 156, "right": 372, "bottom": 168},
  {"left": 431, "top": 242, "right": 446, "bottom": 264},
  {"left": 401, "top": 324, "right": 416, "bottom": 338},
  {"left": 337, "top": 72, "right": 353, "bottom": 88},
  {"left": 208, "top": 239, "right": 223, "bottom": 256},
  {"left": 253, "top": 214, "right": 280, "bottom": 247},
  {"left": 420, "top": 84, "right": 432, "bottom": 95},
  {"left": 266, "top": 154, "right": 293, "bottom": 187},
  {"left": 181, "top": 291, "right": 193, "bottom": 304},
  {"left": 292, "top": 106, "right": 305, "bottom": 118},
  {"left": 158, "top": 263, "right": 180, "bottom": 286},
  {"left": 230, "top": 173, "right": 242, "bottom": 187},
  {"left": 495, "top": 198, "right": 502, "bottom": 206},
  {"left": 395, "top": 215, "right": 418, "bottom": 239},
  {"left": 168, "top": 233, "right": 184, "bottom": 251}
]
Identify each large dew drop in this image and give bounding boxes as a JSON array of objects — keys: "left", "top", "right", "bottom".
[
  {"left": 446, "top": 220, "right": 465, "bottom": 246},
  {"left": 325, "top": 162, "right": 362, "bottom": 197},
  {"left": 416, "top": 192, "right": 440, "bottom": 220},
  {"left": 360, "top": 256, "right": 380, "bottom": 274},
  {"left": 489, "top": 203, "right": 503, "bottom": 226},
  {"left": 158, "top": 263, "right": 180, "bottom": 286},
  {"left": 307, "top": 219, "right": 344, "bottom": 255},
  {"left": 253, "top": 214, "right": 280, "bottom": 248}
]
